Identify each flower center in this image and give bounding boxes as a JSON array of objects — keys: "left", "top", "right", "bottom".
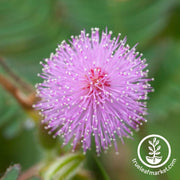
[{"left": 83, "top": 67, "right": 110, "bottom": 92}]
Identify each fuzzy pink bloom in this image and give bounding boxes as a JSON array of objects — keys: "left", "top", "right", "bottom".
[{"left": 34, "top": 28, "right": 153, "bottom": 154}]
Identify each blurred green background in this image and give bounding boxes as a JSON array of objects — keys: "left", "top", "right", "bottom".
[{"left": 0, "top": 0, "right": 180, "bottom": 179}]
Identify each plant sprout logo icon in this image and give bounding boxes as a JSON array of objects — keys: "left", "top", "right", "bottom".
[
  {"left": 137, "top": 134, "right": 171, "bottom": 168},
  {"left": 146, "top": 138, "right": 162, "bottom": 165}
]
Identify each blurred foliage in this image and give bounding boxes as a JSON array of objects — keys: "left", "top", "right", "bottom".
[
  {"left": 0, "top": 165, "right": 20, "bottom": 180},
  {"left": 41, "top": 153, "right": 84, "bottom": 180},
  {"left": 0, "top": 0, "right": 180, "bottom": 179}
]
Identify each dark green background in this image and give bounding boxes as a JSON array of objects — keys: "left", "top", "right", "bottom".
[{"left": 0, "top": 0, "right": 179, "bottom": 179}]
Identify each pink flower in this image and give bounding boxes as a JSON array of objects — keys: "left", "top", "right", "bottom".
[{"left": 34, "top": 28, "right": 153, "bottom": 154}]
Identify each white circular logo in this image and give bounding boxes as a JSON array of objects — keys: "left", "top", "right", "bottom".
[{"left": 137, "top": 134, "right": 171, "bottom": 168}]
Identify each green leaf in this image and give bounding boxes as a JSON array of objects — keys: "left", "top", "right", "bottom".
[
  {"left": 61, "top": 0, "right": 177, "bottom": 46},
  {"left": 60, "top": 0, "right": 110, "bottom": 29},
  {"left": 1, "top": 164, "right": 20, "bottom": 180},
  {"left": 41, "top": 153, "right": 85, "bottom": 180},
  {"left": 0, "top": 89, "right": 25, "bottom": 139},
  {"left": 109, "top": 0, "right": 176, "bottom": 45},
  {"left": 149, "top": 41, "right": 180, "bottom": 120}
]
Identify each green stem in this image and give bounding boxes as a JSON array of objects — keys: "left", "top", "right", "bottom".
[{"left": 92, "top": 155, "right": 111, "bottom": 180}]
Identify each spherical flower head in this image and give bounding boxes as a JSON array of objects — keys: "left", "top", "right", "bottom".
[{"left": 34, "top": 28, "right": 153, "bottom": 154}]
